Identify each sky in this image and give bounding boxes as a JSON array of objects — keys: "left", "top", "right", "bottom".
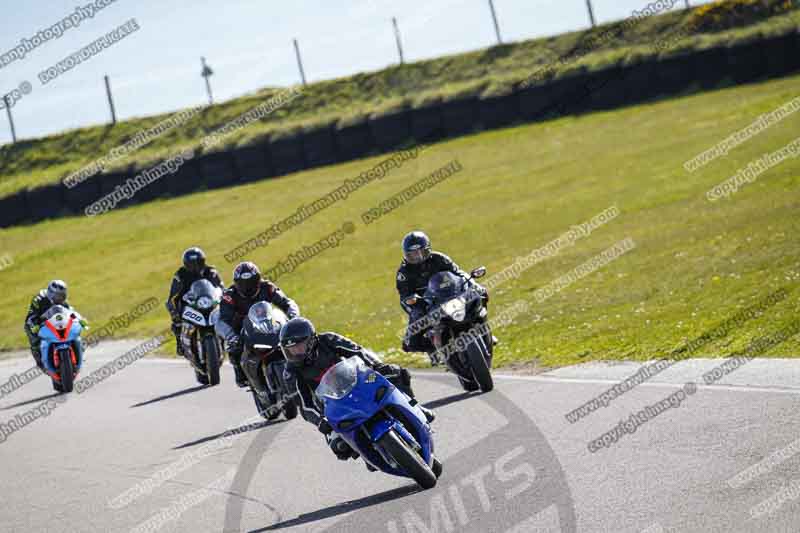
[{"left": 0, "top": 0, "right": 711, "bottom": 145}]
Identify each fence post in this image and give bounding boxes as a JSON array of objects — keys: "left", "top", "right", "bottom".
[
  {"left": 104, "top": 75, "right": 117, "bottom": 125},
  {"left": 392, "top": 17, "right": 405, "bottom": 64},
  {"left": 488, "top": 0, "right": 503, "bottom": 44},
  {"left": 3, "top": 95, "right": 16, "bottom": 144},
  {"left": 585, "top": 0, "right": 596, "bottom": 28},
  {"left": 293, "top": 39, "right": 307, "bottom": 86}
]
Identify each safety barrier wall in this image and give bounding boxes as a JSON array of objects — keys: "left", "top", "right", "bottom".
[{"left": 1, "top": 29, "right": 798, "bottom": 228}]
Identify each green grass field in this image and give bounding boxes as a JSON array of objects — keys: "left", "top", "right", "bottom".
[
  {"left": 0, "top": 1, "right": 798, "bottom": 198},
  {"left": 0, "top": 73, "right": 798, "bottom": 369}
]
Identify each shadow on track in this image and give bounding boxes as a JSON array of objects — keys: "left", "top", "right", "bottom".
[
  {"left": 248, "top": 484, "right": 421, "bottom": 531},
  {"left": 423, "top": 390, "right": 480, "bottom": 410},
  {"left": 1, "top": 392, "right": 62, "bottom": 410},
  {"left": 129, "top": 384, "right": 207, "bottom": 408},
  {"left": 173, "top": 419, "right": 286, "bottom": 450}
]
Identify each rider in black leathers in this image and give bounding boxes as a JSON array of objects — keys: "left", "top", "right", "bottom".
[
  {"left": 280, "top": 317, "right": 434, "bottom": 461},
  {"left": 166, "top": 247, "right": 223, "bottom": 355},
  {"left": 396, "top": 231, "right": 489, "bottom": 357},
  {"left": 216, "top": 261, "right": 299, "bottom": 387}
]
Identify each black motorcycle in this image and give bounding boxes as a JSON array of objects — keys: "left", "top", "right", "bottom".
[
  {"left": 406, "top": 267, "right": 494, "bottom": 392},
  {"left": 241, "top": 302, "right": 298, "bottom": 421},
  {"left": 180, "top": 279, "right": 224, "bottom": 386}
]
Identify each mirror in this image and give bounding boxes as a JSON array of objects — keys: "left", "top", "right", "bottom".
[{"left": 471, "top": 266, "right": 487, "bottom": 279}]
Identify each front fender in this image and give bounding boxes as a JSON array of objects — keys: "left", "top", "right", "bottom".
[{"left": 366, "top": 417, "right": 396, "bottom": 443}]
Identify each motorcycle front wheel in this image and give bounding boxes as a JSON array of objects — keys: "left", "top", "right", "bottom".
[
  {"left": 465, "top": 338, "right": 493, "bottom": 392},
  {"left": 378, "top": 430, "right": 437, "bottom": 490},
  {"left": 58, "top": 347, "right": 74, "bottom": 393},
  {"left": 202, "top": 335, "right": 221, "bottom": 386}
]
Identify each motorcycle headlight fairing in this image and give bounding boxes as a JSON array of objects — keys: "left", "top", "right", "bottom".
[
  {"left": 442, "top": 297, "right": 467, "bottom": 322},
  {"left": 197, "top": 296, "right": 214, "bottom": 310}
]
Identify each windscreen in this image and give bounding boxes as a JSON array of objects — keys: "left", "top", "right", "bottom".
[
  {"left": 315, "top": 358, "right": 365, "bottom": 400},
  {"left": 190, "top": 279, "right": 219, "bottom": 299},
  {"left": 425, "top": 271, "right": 464, "bottom": 304},
  {"left": 42, "top": 305, "right": 72, "bottom": 329},
  {"left": 247, "top": 302, "right": 280, "bottom": 335}
]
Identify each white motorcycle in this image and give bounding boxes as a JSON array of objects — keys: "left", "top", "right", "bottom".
[{"left": 180, "top": 279, "right": 224, "bottom": 386}]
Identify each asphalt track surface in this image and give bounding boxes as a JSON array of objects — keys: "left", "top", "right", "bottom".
[{"left": 1, "top": 343, "right": 799, "bottom": 532}]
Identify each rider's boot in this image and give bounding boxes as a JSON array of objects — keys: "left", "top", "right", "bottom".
[
  {"left": 32, "top": 349, "right": 45, "bottom": 372},
  {"left": 229, "top": 353, "right": 248, "bottom": 388},
  {"left": 233, "top": 363, "right": 248, "bottom": 388}
]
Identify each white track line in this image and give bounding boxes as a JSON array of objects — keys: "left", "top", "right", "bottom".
[
  {"left": 4, "top": 356, "right": 800, "bottom": 395},
  {"left": 414, "top": 371, "right": 800, "bottom": 395}
]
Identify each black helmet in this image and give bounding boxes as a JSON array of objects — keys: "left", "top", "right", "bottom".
[
  {"left": 233, "top": 261, "right": 261, "bottom": 298},
  {"left": 47, "top": 279, "right": 68, "bottom": 305},
  {"left": 279, "top": 317, "right": 317, "bottom": 366},
  {"left": 183, "top": 247, "right": 207, "bottom": 275},
  {"left": 402, "top": 231, "right": 432, "bottom": 265}
]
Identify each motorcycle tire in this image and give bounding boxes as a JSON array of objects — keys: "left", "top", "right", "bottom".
[
  {"left": 203, "top": 336, "right": 221, "bottom": 386},
  {"left": 378, "top": 430, "right": 437, "bottom": 490},
  {"left": 465, "top": 338, "right": 493, "bottom": 392}
]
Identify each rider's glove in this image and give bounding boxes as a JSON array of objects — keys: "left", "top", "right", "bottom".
[
  {"left": 79, "top": 318, "right": 89, "bottom": 329},
  {"left": 30, "top": 324, "right": 41, "bottom": 334},
  {"left": 373, "top": 363, "right": 394, "bottom": 377},
  {"left": 317, "top": 418, "right": 333, "bottom": 435}
]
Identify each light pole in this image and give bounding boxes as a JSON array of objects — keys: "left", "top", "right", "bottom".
[{"left": 201, "top": 56, "right": 214, "bottom": 105}]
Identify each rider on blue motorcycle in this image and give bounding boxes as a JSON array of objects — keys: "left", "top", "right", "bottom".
[
  {"left": 280, "top": 317, "right": 434, "bottom": 461},
  {"left": 166, "top": 247, "right": 224, "bottom": 356},
  {"left": 24, "top": 280, "right": 79, "bottom": 370},
  {"left": 397, "top": 231, "right": 492, "bottom": 361}
]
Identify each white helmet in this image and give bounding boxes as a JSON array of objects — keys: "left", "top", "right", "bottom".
[{"left": 47, "top": 280, "right": 68, "bottom": 304}]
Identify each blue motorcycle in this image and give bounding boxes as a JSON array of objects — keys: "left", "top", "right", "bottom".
[
  {"left": 37, "top": 305, "right": 86, "bottom": 393},
  {"left": 316, "top": 357, "right": 442, "bottom": 489}
]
